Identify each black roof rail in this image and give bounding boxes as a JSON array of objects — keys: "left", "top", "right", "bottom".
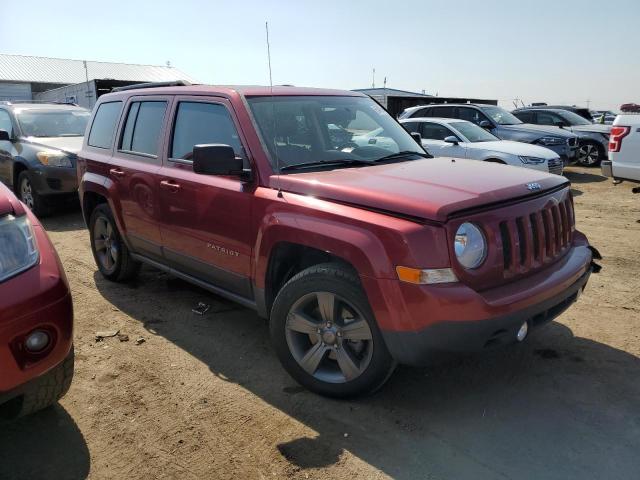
[{"left": 111, "top": 80, "right": 193, "bottom": 93}]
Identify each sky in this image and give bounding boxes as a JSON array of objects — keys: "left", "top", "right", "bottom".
[{"left": 2, "top": 0, "right": 639, "bottom": 110}]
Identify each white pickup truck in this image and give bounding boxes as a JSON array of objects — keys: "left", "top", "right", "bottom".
[{"left": 601, "top": 114, "right": 640, "bottom": 191}]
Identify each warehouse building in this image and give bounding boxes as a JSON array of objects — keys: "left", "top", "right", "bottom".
[
  {"left": 0, "top": 53, "right": 197, "bottom": 108},
  {"left": 353, "top": 87, "right": 497, "bottom": 118}
]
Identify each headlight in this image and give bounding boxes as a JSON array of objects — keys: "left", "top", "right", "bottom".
[
  {"left": 36, "top": 151, "right": 73, "bottom": 168},
  {"left": 0, "top": 214, "right": 39, "bottom": 282},
  {"left": 519, "top": 156, "right": 546, "bottom": 164},
  {"left": 454, "top": 222, "right": 487, "bottom": 269},
  {"left": 537, "top": 136, "right": 565, "bottom": 146}
]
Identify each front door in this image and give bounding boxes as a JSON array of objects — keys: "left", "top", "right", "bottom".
[
  {"left": 419, "top": 122, "right": 466, "bottom": 158},
  {"left": 158, "top": 97, "right": 254, "bottom": 298}
]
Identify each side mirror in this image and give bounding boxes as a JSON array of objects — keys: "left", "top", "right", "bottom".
[
  {"left": 479, "top": 120, "right": 492, "bottom": 129},
  {"left": 410, "top": 132, "right": 422, "bottom": 144},
  {"left": 0, "top": 130, "right": 11, "bottom": 142},
  {"left": 192, "top": 144, "right": 245, "bottom": 176},
  {"left": 444, "top": 136, "right": 460, "bottom": 145}
]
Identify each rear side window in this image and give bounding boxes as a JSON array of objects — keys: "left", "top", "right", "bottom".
[
  {"left": 88, "top": 101, "right": 122, "bottom": 149},
  {"left": 171, "top": 102, "right": 245, "bottom": 160},
  {"left": 431, "top": 106, "right": 455, "bottom": 118},
  {"left": 120, "top": 101, "right": 167, "bottom": 156}
]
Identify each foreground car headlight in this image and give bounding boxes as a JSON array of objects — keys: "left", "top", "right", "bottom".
[
  {"left": 0, "top": 215, "right": 39, "bottom": 282},
  {"left": 519, "top": 156, "right": 546, "bottom": 164},
  {"left": 454, "top": 222, "right": 487, "bottom": 269},
  {"left": 536, "top": 136, "right": 565, "bottom": 146},
  {"left": 36, "top": 151, "right": 73, "bottom": 168}
]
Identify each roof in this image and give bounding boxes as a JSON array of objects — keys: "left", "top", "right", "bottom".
[
  {"left": 400, "top": 117, "right": 472, "bottom": 125},
  {"left": 0, "top": 53, "right": 198, "bottom": 84},
  {"left": 0, "top": 102, "right": 88, "bottom": 111},
  {"left": 353, "top": 88, "right": 432, "bottom": 97}
]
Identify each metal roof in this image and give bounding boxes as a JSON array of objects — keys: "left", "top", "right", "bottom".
[{"left": 0, "top": 53, "right": 198, "bottom": 84}]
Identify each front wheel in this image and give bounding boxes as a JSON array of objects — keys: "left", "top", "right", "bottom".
[
  {"left": 577, "top": 141, "right": 604, "bottom": 167},
  {"left": 270, "top": 263, "right": 396, "bottom": 398},
  {"left": 17, "top": 171, "right": 50, "bottom": 217}
]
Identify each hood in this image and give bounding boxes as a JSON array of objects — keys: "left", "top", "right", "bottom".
[
  {"left": 464, "top": 140, "right": 559, "bottom": 159},
  {"left": 0, "top": 183, "right": 26, "bottom": 217},
  {"left": 274, "top": 158, "right": 568, "bottom": 222},
  {"left": 567, "top": 124, "right": 612, "bottom": 134},
  {"left": 500, "top": 123, "right": 577, "bottom": 138},
  {"left": 22, "top": 136, "right": 83, "bottom": 155}
]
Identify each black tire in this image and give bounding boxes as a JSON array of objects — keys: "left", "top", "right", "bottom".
[
  {"left": 270, "top": 263, "right": 396, "bottom": 398},
  {"left": 14, "top": 348, "right": 74, "bottom": 419},
  {"left": 17, "top": 171, "right": 50, "bottom": 217},
  {"left": 89, "top": 203, "right": 141, "bottom": 282},
  {"left": 577, "top": 141, "right": 604, "bottom": 167}
]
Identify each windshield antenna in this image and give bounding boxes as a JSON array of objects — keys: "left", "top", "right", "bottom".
[{"left": 265, "top": 21, "right": 282, "bottom": 198}]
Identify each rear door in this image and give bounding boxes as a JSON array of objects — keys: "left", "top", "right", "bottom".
[
  {"left": 108, "top": 96, "right": 170, "bottom": 259},
  {"left": 158, "top": 96, "right": 254, "bottom": 298}
]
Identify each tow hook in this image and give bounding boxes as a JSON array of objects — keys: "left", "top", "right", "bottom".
[{"left": 588, "top": 245, "right": 603, "bottom": 273}]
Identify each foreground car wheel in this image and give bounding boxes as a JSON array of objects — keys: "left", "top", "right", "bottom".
[
  {"left": 270, "top": 263, "right": 395, "bottom": 398},
  {"left": 577, "top": 141, "right": 603, "bottom": 167},
  {"left": 89, "top": 204, "right": 140, "bottom": 282},
  {"left": 18, "top": 171, "right": 49, "bottom": 217}
]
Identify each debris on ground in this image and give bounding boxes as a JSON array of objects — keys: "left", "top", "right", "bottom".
[
  {"left": 135, "top": 337, "right": 146, "bottom": 345},
  {"left": 117, "top": 334, "right": 129, "bottom": 342},
  {"left": 192, "top": 302, "right": 211, "bottom": 315},
  {"left": 95, "top": 330, "right": 119, "bottom": 342}
]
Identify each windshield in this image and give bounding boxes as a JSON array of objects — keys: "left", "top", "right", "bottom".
[
  {"left": 480, "top": 106, "right": 523, "bottom": 126},
  {"left": 449, "top": 121, "right": 499, "bottom": 142},
  {"left": 556, "top": 110, "right": 593, "bottom": 126},
  {"left": 247, "top": 96, "right": 425, "bottom": 172},
  {"left": 16, "top": 109, "right": 90, "bottom": 137}
]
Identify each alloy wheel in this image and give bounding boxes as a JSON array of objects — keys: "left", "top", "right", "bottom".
[
  {"left": 285, "top": 291, "right": 374, "bottom": 383},
  {"left": 578, "top": 143, "right": 600, "bottom": 166},
  {"left": 20, "top": 177, "right": 35, "bottom": 210},
  {"left": 93, "top": 216, "right": 119, "bottom": 273}
]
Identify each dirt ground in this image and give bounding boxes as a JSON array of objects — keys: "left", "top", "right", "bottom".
[{"left": 1, "top": 166, "right": 639, "bottom": 480}]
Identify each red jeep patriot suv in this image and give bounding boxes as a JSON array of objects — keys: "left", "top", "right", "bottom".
[{"left": 78, "top": 83, "right": 596, "bottom": 397}]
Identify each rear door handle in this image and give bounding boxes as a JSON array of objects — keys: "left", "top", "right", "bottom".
[
  {"left": 160, "top": 179, "right": 181, "bottom": 192},
  {"left": 109, "top": 168, "right": 125, "bottom": 178}
]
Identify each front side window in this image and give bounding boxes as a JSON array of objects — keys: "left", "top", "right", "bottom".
[
  {"left": 247, "top": 95, "right": 425, "bottom": 172},
  {"left": 16, "top": 108, "right": 90, "bottom": 138},
  {"left": 458, "top": 107, "right": 489, "bottom": 126},
  {"left": 120, "top": 101, "right": 167, "bottom": 156},
  {"left": 0, "top": 110, "right": 12, "bottom": 136},
  {"left": 556, "top": 110, "right": 592, "bottom": 126},
  {"left": 88, "top": 102, "right": 122, "bottom": 149},
  {"left": 171, "top": 102, "right": 245, "bottom": 161},
  {"left": 536, "top": 111, "right": 561, "bottom": 126},
  {"left": 420, "top": 123, "right": 454, "bottom": 141},
  {"left": 449, "top": 121, "right": 499, "bottom": 142},
  {"left": 479, "top": 106, "right": 522, "bottom": 126}
]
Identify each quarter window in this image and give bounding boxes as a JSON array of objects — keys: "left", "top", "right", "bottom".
[
  {"left": 88, "top": 101, "right": 122, "bottom": 149},
  {"left": 120, "top": 101, "right": 167, "bottom": 156},
  {"left": 171, "top": 102, "right": 245, "bottom": 161}
]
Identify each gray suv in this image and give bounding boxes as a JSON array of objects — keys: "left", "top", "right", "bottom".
[
  {"left": 512, "top": 107, "right": 611, "bottom": 166},
  {"left": 399, "top": 104, "right": 579, "bottom": 164}
]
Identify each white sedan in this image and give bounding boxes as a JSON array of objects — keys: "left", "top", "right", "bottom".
[{"left": 400, "top": 117, "right": 563, "bottom": 175}]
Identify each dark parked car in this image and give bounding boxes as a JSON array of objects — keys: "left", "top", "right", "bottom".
[
  {"left": 0, "top": 181, "right": 74, "bottom": 419},
  {"left": 527, "top": 105, "right": 593, "bottom": 122},
  {"left": 399, "top": 104, "right": 579, "bottom": 164},
  {"left": 512, "top": 107, "right": 611, "bottom": 166},
  {"left": 78, "top": 84, "right": 596, "bottom": 397},
  {"left": 0, "top": 101, "right": 91, "bottom": 216}
]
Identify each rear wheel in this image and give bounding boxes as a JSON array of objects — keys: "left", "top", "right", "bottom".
[
  {"left": 270, "top": 263, "right": 396, "bottom": 398},
  {"left": 18, "top": 171, "right": 50, "bottom": 217},
  {"left": 89, "top": 203, "right": 141, "bottom": 282},
  {"left": 577, "top": 141, "right": 603, "bottom": 167}
]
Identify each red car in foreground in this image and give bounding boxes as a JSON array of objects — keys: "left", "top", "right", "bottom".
[{"left": 0, "top": 182, "right": 73, "bottom": 419}]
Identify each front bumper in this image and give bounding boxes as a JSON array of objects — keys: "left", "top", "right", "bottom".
[
  {"left": 0, "top": 214, "right": 73, "bottom": 399},
  {"left": 30, "top": 165, "right": 78, "bottom": 196}
]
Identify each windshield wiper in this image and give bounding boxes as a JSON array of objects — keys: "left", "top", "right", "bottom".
[
  {"left": 279, "top": 158, "right": 373, "bottom": 172},
  {"left": 373, "top": 150, "right": 432, "bottom": 162}
]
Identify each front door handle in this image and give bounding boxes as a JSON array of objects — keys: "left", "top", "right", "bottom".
[
  {"left": 109, "top": 168, "right": 126, "bottom": 178},
  {"left": 160, "top": 179, "right": 181, "bottom": 192}
]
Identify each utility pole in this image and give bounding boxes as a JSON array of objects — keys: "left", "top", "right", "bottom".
[
  {"left": 586, "top": 99, "right": 591, "bottom": 109},
  {"left": 83, "top": 61, "right": 92, "bottom": 105},
  {"left": 372, "top": 68, "right": 375, "bottom": 88},
  {"left": 383, "top": 76, "right": 387, "bottom": 107}
]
